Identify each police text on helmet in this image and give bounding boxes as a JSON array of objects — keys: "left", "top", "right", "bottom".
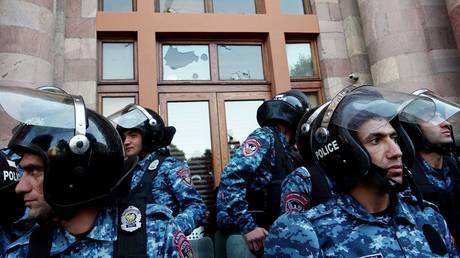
[{"left": 315, "top": 140, "right": 339, "bottom": 160}]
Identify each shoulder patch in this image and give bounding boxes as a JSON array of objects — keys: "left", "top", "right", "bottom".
[
  {"left": 284, "top": 192, "right": 310, "bottom": 213},
  {"left": 176, "top": 168, "right": 192, "bottom": 186},
  {"left": 174, "top": 230, "right": 195, "bottom": 258},
  {"left": 242, "top": 138, "right": 261, "bottom": 157}
]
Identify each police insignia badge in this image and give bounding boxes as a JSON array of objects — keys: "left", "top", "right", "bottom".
[
  {"left": 121, "top": 205, "right": 142, "bottom": 232},
  {"left": 174, "top": 230, "right": 195, "bottom": 258},
  {"left": 148, "top": 159, "right": 159, "bottom": 171},
  {"left": 284, "top": 192, "right": 310, "bottom": 213},
  {"left": 177, "top": 168, "right": 192, "bottom": 186},
  {"left": 242, "top": 138, "right": 261, "bottom": 157}
]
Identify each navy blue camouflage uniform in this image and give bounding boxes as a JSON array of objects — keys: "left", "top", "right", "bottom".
[
  {"left": 131, "top": 150, "right": 206, "bottom": 236},
  {"left": 6, "top": 205, "right": 194, "bottom": 257},
  {"left": 266, "top": 193, "right": 459, "bottom": 257},
  {"left": 280, "top": 166, "right": 334, "bottom": 213},
  {"left": 217, "top": 126, "right": 291, "bottom": 234}
]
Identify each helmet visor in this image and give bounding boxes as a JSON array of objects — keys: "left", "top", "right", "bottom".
[
  {"left": 0, "top": 86, "right": 75, "bottom": 129},
  {"left": 108, "top": 104, "right": 149, "bottom": 129},
  {"left": 327, "top": 86, "right": 435, "bottom": 133},
  {"left": 411, "top": 90, "right": 460, "bottom": 126}
]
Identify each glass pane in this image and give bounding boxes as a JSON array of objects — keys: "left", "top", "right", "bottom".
[
  {"left": 102, "top": 96, "right": 135, "bottom": 117},
  {"left": 103, "top": 0, "right": 133, "bottom": 11},
  {"left": 213, "top": 0, "right": 256, "bottom": 14},
  {"left": 167, "top": 101, "right": 214, "bottom": 208},
  {"left": 162, "top": 45, "right": 210, "bottom": 80},
  {"left": 218, "top": 45, "right": 264, "bottom": 80},
  {"left": 286, "top": 43, "right": 314, "bottom": 77},
  {"left": 225, "top": 100, "right": 263, "bottom": 159},
  {"left": 102, "top": 43, "right": 134, "bottom": 80},
  {"left": 159, "top": 0, "right": 205, "bottom": 13},
  {"left": 281, "top": 0, "right": 305, "bottom": 14},
  {"left": 305, "top": 92, "right": 319, "bottom": 107}
]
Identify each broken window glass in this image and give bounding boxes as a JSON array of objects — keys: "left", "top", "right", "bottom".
[
  {"left": 162, "top": 45, "right": 210, "bottom": 80},
  {"left": 218, "top": 45, "right": 264, "bottom": 80}
]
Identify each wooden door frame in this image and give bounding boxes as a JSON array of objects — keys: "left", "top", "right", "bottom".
[
  {"left": 216, "top": 91, "right": 271, "bottom": 170},
  {"left": 159, "top": 92, "right": 222, "bottom": 188}
]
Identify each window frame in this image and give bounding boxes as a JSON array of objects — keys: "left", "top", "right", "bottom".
[
  {"left": 154, "top": 0, "right": 266, "bottom": 14},
  {"left": 285, "top": 38, "right": 321, "bottom": 81},
  {"left": 158, "top": 40, "right": 269, "bottom": 85},
  {"left": 98, "top": 93, "right": 139, "bottom": 116},
  {"left": 280, "top": 0, "right": 312, "bottom": 15},
  {"left": 98, "top": 0, "right": 137, "bottom": 12},
  {"left": 98, "top": 37, "right": 138, "bottom": 84}
]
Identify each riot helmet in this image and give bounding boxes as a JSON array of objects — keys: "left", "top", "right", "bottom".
[
  {"left": 257, "top": 90, "right": 310, "bottom": 132},
  {"left": 0, "top": 152, "right": 24, "bottom": 223},
  {"left": 109, "top": 104, "right": 176, "bottom": 155},
  {"left": 306, "top": 85, "right": 434, "bottom": 193},
  {"left": 1, "top": 86, "right": 136, "bottom": 217},
  {"left": 400, "top": 89, "right": 460, "bottom": 154}
]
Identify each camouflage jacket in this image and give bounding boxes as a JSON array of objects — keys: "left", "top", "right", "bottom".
[
  {"left": 130, "top": 151, "right": 207, "bottom": 236},
  {"left": 265, "top": 193, "right": 459, "bottom": 257}
]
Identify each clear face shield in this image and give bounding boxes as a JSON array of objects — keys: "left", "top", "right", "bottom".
[
  {"left": 108, "top": 104, "right": 157, "bottom": 130},
  {"left": 317, "top": 86, "right": 435, "bottom": 140},
  {"left": 0, "top": 86, "right": 88, "bottom": 154}
]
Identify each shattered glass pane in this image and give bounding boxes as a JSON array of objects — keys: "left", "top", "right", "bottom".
[
  {"left": 286, "top": 43, "right": 314, "bottom": 77},
  {"left": 102, "top": 43, "right": 134, "bottom": 80},
  {"left": 162, "top": 45, "right": 210, "bottom": 80},
  {"left": 218, "top": 45, "right": 264, "bottom": 80},
  {"left": 213, "top": 0, "right": 256, "bottom": 14},
  {"left": 159, "top": 0, "right": 205, "bottom": 13}
]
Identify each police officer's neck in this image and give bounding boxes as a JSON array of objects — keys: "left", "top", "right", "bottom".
[
  {"left": 418, "top": 150, "right": 443, "bottom": 169},
  {"left": 349, "top": 183, "right": 390, "bottom": 213},
  {"left": 277, "top": 123, "right": 293, "bottom": 143},
  {"left": 59, "top": 206, "right": 100, "bottom": 236}
]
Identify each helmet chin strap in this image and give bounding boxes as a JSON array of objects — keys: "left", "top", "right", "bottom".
[{"left": 368, "top": 163, "right": 406, "bottom": 194}]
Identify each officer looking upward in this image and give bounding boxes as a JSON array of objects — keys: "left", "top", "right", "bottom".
[
  {"left": 265, "top": 86, "right": 459, "bottom": 257},
  {"left": 401, "top": 89, "right": 460, "bottom": 244},
  {"left": 216, "top": 90, "right": 309, "bottom": 255},
  {"left": 1, "top": 86, "right": 194, "bottom": 257},
  {"left": 109, "top": 104, "right": 206, "bottom": 236}
]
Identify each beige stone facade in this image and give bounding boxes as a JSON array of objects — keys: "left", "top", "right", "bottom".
[{"left": 1, "top": 0, "right": 460, "bottom": 104}]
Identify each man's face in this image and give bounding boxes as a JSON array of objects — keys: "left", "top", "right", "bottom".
[
  {"left": 15, "top": 152, "right": 53, "bottom": 219},
  {"left": 356, "top": 118, "right": 403, "bottom": 184},
  {"left": 123, "top": 130, "right": 143, "bottom": 157},
  {"left": 418, "top": 112, "right": 453, "bottom": 146}
]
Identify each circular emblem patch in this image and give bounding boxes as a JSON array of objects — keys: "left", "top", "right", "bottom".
[
  {"left": 121, "top": 205, "right": 142, "bottom": 232},
  {"left": 242, "top": 138, "right": 261, "bottom": 157},
  {"left": 148, "top": 159, "right": 160, "bottom": 171},
  {"left": 284, "top": 192, "right": 310, "bottom": 213}
]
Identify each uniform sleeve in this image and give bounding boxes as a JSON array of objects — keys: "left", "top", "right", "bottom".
[
  {"left": 155, "top": 219, "right": 196, "bottom": 258},
  {"left": 167, "top": 159, "right": 207, "bottom": 236},
  {"left": 280, "top": 167, "right": 313, "bottom": 213},
  {"left": 264, "top": 213, "right": 322, "bottom": 258},
  {"left": 217, "top": 128, "right": 272, "bottom": 234}
]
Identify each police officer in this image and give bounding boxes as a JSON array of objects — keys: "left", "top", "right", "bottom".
[
  {"left": 216, "top": 90, "right": 309, "bottom": 255},
  {"left": 109, "top": 104, "right": 206, "bottom": 236},
  {"left": 265, "top": 86, "right": 459, "bottom": 257},
  {"left": 1, "top": 86, "right": 193, "bottom": 257},
  {"left": 401, "top": 89, "right": 460, "bottom": 243},
  {"left": 0, "top": 152, "right": 25, "bottom": 256},
  {"left": 280, "top": 104, "right": 335, "bottom": 213}
]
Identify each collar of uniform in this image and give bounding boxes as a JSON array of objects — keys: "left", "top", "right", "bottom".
[
  {"left": 269, "top": 126, "right": 289, "bottom": 148},
  {"left": 338, "top": 194, "right": 416, "bottom": 226},
  {"left": 130, "top": 151, "right": 160, "bottom": 190},
  {"left": 49, "top": 207, "right": 117, "bottom": 255},
  {"left": 5, "top": 223, "right": 38, "bottom": 251},
  {"left": 138, "top": 151, "right": 160, "bottom": 170}
]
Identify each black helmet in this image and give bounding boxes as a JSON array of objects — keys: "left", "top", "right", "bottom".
[
  {"left": 306, "top": 86, "right": 431, "bottom": 193},
  {"left": 257, "top": 90, "right": 310, "bottom": 131},
  {"left": 1, "top": 86, "right": 136, "bottom": 216},
  {"left": 296, "top": 104, "right": 326, "bottom": 165},
  {"left": 0, "top": 152, "right": 25, "bottom": 223},
  {"left": 109, "top": 104, "right": 176, "bottom": 153},
  {"left": 400, "top": 89, "right": 460, "bottom": 154}
]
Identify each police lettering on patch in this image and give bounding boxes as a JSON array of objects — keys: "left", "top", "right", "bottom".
[
  {"left": 359, "top": 253, "right": 384, "bottom": 258},
  {"left": 120, "top": 205, "right": 142, "bottom": 232},
  {"left": 174, "top": 230, "right": 195, "bottom": 258},
  {"left": 284, "top": 192, "right": 310, "bottom": 213},
  {"left": 177, "top": 168, "right": 192, "bottom": 186},
  {"left": 242, "top": 138, "right": 261, "bottom": 157}
]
